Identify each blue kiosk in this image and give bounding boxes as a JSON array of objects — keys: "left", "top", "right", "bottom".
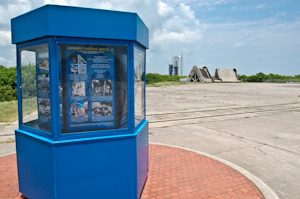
[{"left": 11, "top": 5, "right": 148, "bottom": 199}]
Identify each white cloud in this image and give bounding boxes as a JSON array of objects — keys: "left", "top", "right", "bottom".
[
  {"left": 44, "top": 0, "right": 69, "bottom": 5},
  {"left": 158, "top": 1, "right": 174, "bottom": 17},
  {"left": 0, "top": 54, "right": 14, "bottom": 67},
  {"left": 255, "top": 4, "right": 266, "bottom": 9},
  {"left": 0, "top": 30, "right": 11, "bottom": 46},
  {"left": 234, "top": 42, "right": 243, "bottom": 47},
  {"left": 152, "top": 29, "right": 202, "bottom": 45},
  {"left": 276, "top": 12, "right": 289, "bottom": 17},
  {"left": 0, "top": 57, "right": 6, "bottom": 62},
  {"left": 180, "top": 3, "right": 195, "bottom": 20},
  {"left": 0, "top": 0, "right": 299, "bottom": 76},
  {"left": 231, "top": 3, "right": 267, "bottom": 11},
  {"left": 164, "top": 0, "right": 234, "bottom": 7},
  {"left": 95, "top": 2, "right": 113, "bottom": 10}
]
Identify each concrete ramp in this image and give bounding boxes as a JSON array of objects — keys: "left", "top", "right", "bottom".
[
  {"left": 214, "top": 69, "right": 242, "bottom": 82},
  {"left": 180, "top": 66, "right": 213, "bottom": 83}
]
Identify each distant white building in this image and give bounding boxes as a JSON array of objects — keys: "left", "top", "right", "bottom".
[{"left": 172, "top": 54, "right": 183, "bottom": 76}]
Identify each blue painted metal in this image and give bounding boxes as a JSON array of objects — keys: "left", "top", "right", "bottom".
[
  {"left": 11, "top": 6, "right": 48, "bottom": 45},
  {"left": 128, "top": 41, "right": 135, "bottom": 131},
  {"left": 12, "top": 5, "right": 148, "bottom": 199},
  {"left": 136, "top": 16, "right": 149, "bottom": 50},
  {"left": 56, "top": 136, "right": 136, "bottom": 198},
  {"left": 16, "top": 131, "right": 55, "bottom": 199},
  {"left": 15, "top": 120, "right": 148, "bottom": 199},
  {"left": 49, "top": 37, "right": 59, "bottom": 140},
  {"left": 11, "top": 5, "right": 149, "bottom": 48},
  {"left": 136, "top": 121, "right": 149, "bottom": 198},
  {"left": 16, "top": 45, "right": 22, "bottom": 128}
]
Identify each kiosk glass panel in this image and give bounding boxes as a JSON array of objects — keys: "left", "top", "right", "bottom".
[
  {"left": 134, "top": 46, "right": 145, "bottom": 127},
  {"left": 58, "top": 43, "right": 128, "bottom": 133},
  {"left": 20, "top": 44, "right": 51, "bottom": 133}
]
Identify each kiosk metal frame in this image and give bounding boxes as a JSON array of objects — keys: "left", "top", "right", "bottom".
[{"left": 12, "top": 5, "right": 148, "bottom": 199}]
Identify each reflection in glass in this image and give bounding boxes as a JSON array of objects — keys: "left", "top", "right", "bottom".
[
  {"left": 134, "top": 46, "right": 145, "bottom": 127},
  {"left": 20, "top": 44, "right": 51, "bottom": 133},
  {"left": 58, "top": 44, "right": 128, "bottom": 133}
]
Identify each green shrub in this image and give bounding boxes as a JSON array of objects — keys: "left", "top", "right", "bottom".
[
  {"left": 0, "top": 65, "right": 17, "bottom": 101},
  {"left": 238, "top": 72, "right": 300, "bottom": 82},
  {"left": 0, "top": 85, "right": 17, "bottom": 102},
  {"left": 146, "top": 73, "right": 186, "bottom": 85}
]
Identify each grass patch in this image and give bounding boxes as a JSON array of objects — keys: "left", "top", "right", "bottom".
[
  {"left": 0, "top": 100, "right": 18, "bottom": 122},
  {"left": 0, "top": 140, "right": 15, "bottom": 144},
  {"left": 0, "top": 97, "right": 37, "bottom": 122},
  {"left": 146, "top": 73, "right": 187, "bottom": 85}
]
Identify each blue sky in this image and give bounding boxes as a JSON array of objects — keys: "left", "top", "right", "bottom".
[{"left": 0, "top": 0, "right": 299, "bottom": 76}]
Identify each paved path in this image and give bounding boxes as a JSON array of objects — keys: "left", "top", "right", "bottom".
[{"left": 0, "top": 144, "right": 265, "bottom": 199}]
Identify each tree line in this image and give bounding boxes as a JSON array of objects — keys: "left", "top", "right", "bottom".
[
  {"left": 239, "top": 72, "right": 300, "bottom": 82},
  {"left": 0, "top": 65, "right": 299, "bottom": 102}
]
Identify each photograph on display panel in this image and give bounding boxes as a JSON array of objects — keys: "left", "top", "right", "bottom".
[
  {"left": 72, "top": 81, "right": 86, "bottom": 96},
  {"left": 92, "top": 102, "right": 113, "bottom": 116},
  {"left": 78, "top": 64, "right": 87, "bottom": 74},
  {"left": 70, "top": 65, "right": 78, "bottom": 74},
  {"left": 92, "top": 80, "right": 112, "bottom": 96},
  {"left": 71, "top": 101, "right": 88, "bottom": 118}
]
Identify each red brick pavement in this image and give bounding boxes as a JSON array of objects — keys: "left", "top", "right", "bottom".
[{"left": 0, "top": 144, "right": 264, "bottom": 199}]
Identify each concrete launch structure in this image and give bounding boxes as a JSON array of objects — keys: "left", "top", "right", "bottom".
[
  {"left": 180, "top": 66, "right": 242, "bottom": 83},
  {"left": 180, "top": 66, "right": 213, "bottom": 82},
  {"left": 214, "top": 69, "right": 242, "bottom": 83}
]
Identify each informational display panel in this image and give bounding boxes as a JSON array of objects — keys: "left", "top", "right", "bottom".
[
  {"left": 58, "top": 43, "right": 128, "bottom": 134},
  {"left": 36, "top": 47, "right": 51, "bottom": 127},
  {"left": 60, "top": 45, "right": 116, "bottom": 132}
]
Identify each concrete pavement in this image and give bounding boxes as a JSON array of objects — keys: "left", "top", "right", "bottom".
[
  {"left": 147, "top": 82, "right": 300, "bottom": 199},
  {"left": 0, "top": 82, "right": 299, "bottom": 198}
]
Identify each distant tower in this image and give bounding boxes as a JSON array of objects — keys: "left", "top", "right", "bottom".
[
  {"left": 173, "top": 65, "right": 178, "bottom": 76},
  {"left": 173, "top": 54, "right": 183, "bottom": 76},
  {"left": 168, "top": 64, "right": 173, "bottom": 76}
]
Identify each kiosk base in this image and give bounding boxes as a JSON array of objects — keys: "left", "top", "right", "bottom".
[{"left": 15, "top": 121, "right": 148, "bottom": 199}]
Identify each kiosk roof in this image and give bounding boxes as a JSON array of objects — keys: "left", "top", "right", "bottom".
[{"left": 11, "top": 4, "right": 149, "bottom": 48}]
